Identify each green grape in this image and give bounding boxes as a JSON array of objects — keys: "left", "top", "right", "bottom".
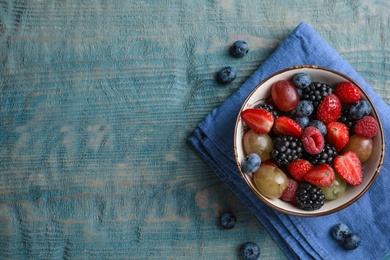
[
  {"left": 253, "top": 165, "right": 288, "bottom": 199},
  {"left": 321, "top": 173, "right": 347, "bottom": 200},
  {"left": 243, "top": 130, "right": 274, "bottom": 161}
]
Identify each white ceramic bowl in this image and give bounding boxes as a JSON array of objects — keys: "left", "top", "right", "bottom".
[{"left": 234, "top": 65, "right": 385, "bottom": 217}]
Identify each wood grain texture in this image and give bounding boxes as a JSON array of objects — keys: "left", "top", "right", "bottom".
[{"left": 0, "top": 0, "right": 389, "bottom": 259}]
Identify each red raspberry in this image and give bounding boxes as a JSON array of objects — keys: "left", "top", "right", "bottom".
[
  {"left": 302, "top": 126, "right": 325, "bottom": 154},
  {"left": 354, "top": 116, "right": 378, "bottom": 138},
  {"left": 334, "top": 82, "right": 361, "bottom": 103},
  {"left": 280, "top": 179, "right": 298, "bottom": 202}
]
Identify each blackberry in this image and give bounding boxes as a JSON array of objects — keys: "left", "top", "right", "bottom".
[
  {"left": 308, "top": 143, "right": 338, "bottom": 166},
  {"left": 271, "top": 136, "right": 303, "bottom": 167},
  {"left": 301, "top": 82, "right": 333, "bottom": 110},
  {"left": 255, "top": 103, "right": 279, "bottom": 118},
  {"left": 296, "top": 183, "right": 325, "bottom": 211},
  {"left": 338, "top": 109, "right": 357, "bottom": 134}
]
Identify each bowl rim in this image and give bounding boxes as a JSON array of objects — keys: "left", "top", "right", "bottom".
[{"left": 233, "top": 64, "right": 385, "bottom": 217}]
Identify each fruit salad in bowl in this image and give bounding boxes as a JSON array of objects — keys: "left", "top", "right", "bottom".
[{"left": 234, "top": 65, "right": 385, "bottom": 216}]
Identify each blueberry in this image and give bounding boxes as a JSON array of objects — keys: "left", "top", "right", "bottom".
[
  {"left": 331, "top": 223, "right": 350, "bottom": 241},
  {"left": 231, "top": 40, "right": 249, "bottom": 58},
  {"left": 293, "top": 73, "right": 311, "bottom": 88},
  {"left": 343, "top": 233, "right": 361, "bottom": 250},
  {"left": 241, "top": 242, "right": 260, "bottom": 260},
  {"left": 294, "top": 116, "right": 309, "bottom": 129},
  {"left": 308, "top": 120, "right": 327, "bottom": 136},
  {"left": 241, "top": 153, "right": 261, "bottom": 173},
  {"left": 295, "top": 100, "right": 314, "bottom": 117},
  {"left": 296, "top": 87, "right": 303, "bottom": 97},
  {"left": 286, "top": 109, "right": 297, "bottom": 118},
  {"left": 219, "top": 212, "right": 237, "bottom": 229},
  {"left": 350, "top": 100, "right": 371, "bottom": 120},
  {"left": 217, "top": 66, "right": 237, "bottom": 84}
]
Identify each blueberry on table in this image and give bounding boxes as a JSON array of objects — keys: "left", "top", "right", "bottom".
[
  {"left": 217, "top": 66, "right": 236, "bottom": 84},
  {"left": 219, "top": 212, "right": 237, "bottom": 229},
  {"left": 331, "top": 223, "right": 350, "bottom": 241},
  {"left": 231, "top": 40, "right": 249, "bottom": 58},
  {"left": 241, "top": 242, "right": 260, "bottom": 260},
  {"left": 343, "top": 233, "right": 361, "bottom": 250}
]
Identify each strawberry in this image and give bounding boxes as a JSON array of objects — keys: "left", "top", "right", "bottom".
[
  {"left": 241, "top": 108, "right": 274, "bottom": 134},
  {"left": 304, "top": 164, "right": 335, "bottom": 187},
  {"left": 273, "top": 116, "right": 303, "bottom": 138},
  {"left": 288, "top": 159, "right": 313, "bottom": 182},
  {"left": 354, "top": 116, "right": 378, "bottom": 138},
  {"left": 316, "top": 94, "right": 342, "bottom": 124},
  {"left": 326, "top": 122, "right": 349, "bottom": 151},
  {"left": 334, "top": 82, "right": 361, "bottom": 104},
  {"left": 333, "top": 151, "right": 363, "bottom": 186}
]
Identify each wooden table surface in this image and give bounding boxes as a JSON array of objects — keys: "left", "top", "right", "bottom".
[{"left": 1, "top": 1, "right": 389, "bottom": 259}]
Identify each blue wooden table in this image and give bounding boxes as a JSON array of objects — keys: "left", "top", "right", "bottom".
[{"left": 1, "top": 1, "right": 389, "bottom": 259}]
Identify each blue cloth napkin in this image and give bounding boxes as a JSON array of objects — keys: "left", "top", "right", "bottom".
[{"left": 188, "top": 22, "right": 390, "bottom": 260}]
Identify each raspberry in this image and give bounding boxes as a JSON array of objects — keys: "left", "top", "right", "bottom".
[
  {"left": 354, "top": 116, "right": 378, "bottom": 138},
  {"left": 280, "top": 179, "right": 298, "bottom": 202},
  {"left": 301, "top": 126, "right": 325, "bottom": 154}
]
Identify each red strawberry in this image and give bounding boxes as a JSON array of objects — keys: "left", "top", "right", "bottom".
[
  {"left": 241, "top": 108, "right": 274, "bottom": 134},
  {"left": 326, "top": 122, "right": 349, "bottom": 151},
  {"left": 302, "top": 126, "right": 325, "bottom": 154},
  {"left": 304, "top": 164, "right": 335, "bottom": 187},
  {"left": 354, "top": 116, "right": 378, "bottom": 138},
  {"left": 280, "top": 178, "right": 298, "bottom": 202},
  {"left": 288, "top": 159, "right": 313, "bottom": 182},
  {"left": 316, "top": 94, "right": 342, "bottom": 124},
  {"left": 273, "top": 116, "right": 303, "bottom": 138},
  {"left": 334, "top": 151, "right": 363, "bottom": 186},
  {"left": 334, "top": 82, "right": 361, "bottom": 103}
]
